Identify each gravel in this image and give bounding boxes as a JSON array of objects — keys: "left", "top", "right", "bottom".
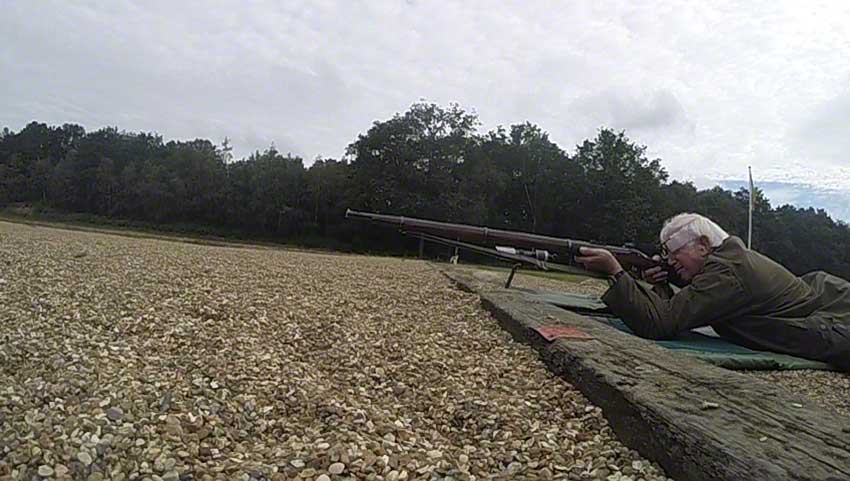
[
  {"left": 454, "top": 267, "right": 609, "bottom": 297},
  {"left": 509, "top": 274, "right": 608, "bottom": 298},
  {"left": 0, "top": 221, "right": 671, "bottom": 481},
  {"left": 747, "top": 370, "right": 850, "bottom": 417}
]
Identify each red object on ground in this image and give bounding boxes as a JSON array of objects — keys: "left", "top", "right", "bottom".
[{"left": 534, "top": 325, "right": 594, "bottom": 341}]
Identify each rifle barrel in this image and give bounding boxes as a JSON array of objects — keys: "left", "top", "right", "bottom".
[
  {"left": 346, "top": 209, "right": 679, "bottom": 280},
  {"left": 345, "top": 209, "right": 642, "bottom": 257}
]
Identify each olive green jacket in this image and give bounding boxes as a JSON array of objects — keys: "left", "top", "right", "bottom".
[{"left": 602, "top": 236, "right": 850, "bottom": 370}]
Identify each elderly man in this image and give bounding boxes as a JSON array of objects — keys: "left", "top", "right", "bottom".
[{"left": 576, "top": 212, "right": 850, "bottom": 371}]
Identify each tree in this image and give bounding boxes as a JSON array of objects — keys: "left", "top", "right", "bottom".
[
  {"left": 464, "top": 123, "right": 575, "bottom": 234},
  {"left": 48, "top": 153, "right": 81, "bottom": 211},
  {"left": 95, "top": 157, "right": 119, "bottom": 215},
  {"left": 305, "top": 158, "right": 351, "bottom": 235},
  {"left": 31, "top": 156, "right": 53, "bottom": 204},
  {"left": 571, "top": 129, "right": 668, "bottom": 243},
  {"left": 225, "top": 146, "right": 307, "bottom": 236},
  {"left": 347, "top": 102, "right": 479, "bottom": 220}
]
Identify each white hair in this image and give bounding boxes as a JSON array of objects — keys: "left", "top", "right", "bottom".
[{"left": 660, "top": 213, "right": 730, "bottom": 252}]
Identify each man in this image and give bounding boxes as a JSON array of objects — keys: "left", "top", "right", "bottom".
[{"left": 575, "top": 212, "right": 850, "bottom": 371}]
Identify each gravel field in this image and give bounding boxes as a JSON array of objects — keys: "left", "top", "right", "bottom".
[
  {"left": 504, "top": 274, "right": 608, "bottom": 298},
  {"left": 446, "top": 267, "right": 608, "bottom": 298},
  {"left": 747, "top": 370, "right": 850, "bottom": 417},
  {"left": 0, "top": 222, "right": 672, "bottom": 481}
]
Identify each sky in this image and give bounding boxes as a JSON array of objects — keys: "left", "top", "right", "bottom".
[{"left": 2, "top": 1, "right": 850, "bottom": 221}]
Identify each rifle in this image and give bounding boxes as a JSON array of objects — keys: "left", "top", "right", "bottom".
[{"left": 345, "top": 209, "right": 674, "bottom": 283}]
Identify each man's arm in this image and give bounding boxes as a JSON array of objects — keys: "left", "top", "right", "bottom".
[{"left": 601, "top": 262, "right": 751, "bottom": 339}]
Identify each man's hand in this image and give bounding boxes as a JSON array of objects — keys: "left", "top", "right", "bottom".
[
  {"left": 575, "top": 247, "right": 624, "bottom": 276},
  {"left": 642, "top": 255, "right": 669, "bottom": 285}
]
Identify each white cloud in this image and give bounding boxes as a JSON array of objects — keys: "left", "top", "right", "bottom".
[
  {"left": 789, "top": 88, "right": 850, "bottom": 165},
  {"left": 570, "top": 89, "right": 691, "bottom": 133},
  {"left": 3, "top": 0, "right": 850, "bottom": 205}
]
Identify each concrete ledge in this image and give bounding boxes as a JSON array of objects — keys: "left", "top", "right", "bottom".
[{"left": 442, "top": 266, "right": 850, "bottom": 481}]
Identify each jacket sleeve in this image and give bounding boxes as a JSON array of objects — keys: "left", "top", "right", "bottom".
[{"left": 601, "top": 262, "right": 751, "bottom": 340}]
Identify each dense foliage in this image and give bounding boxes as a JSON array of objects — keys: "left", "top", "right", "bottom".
[{"left": 2, "top": 102, "right": 849, "bottom": 278}]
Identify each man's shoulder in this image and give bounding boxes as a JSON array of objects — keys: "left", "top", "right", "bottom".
[
  {"left": 714, "top": 236, "right": 800, "bottom": 288},
  {"left": 716, "top": 236, "right": 746, "bottom": 254},
  {"left": 698, "top": 237, "right": 751, "bottom": 288},
  {"left": 700, "top": 256, "right": 738, "bottom": 279},
  {"left": 704, "top": 236, "right": 745, "bottom": 269}
]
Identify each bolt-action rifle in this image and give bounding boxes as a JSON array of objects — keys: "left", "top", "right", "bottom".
[{"left": 345, "top": 209, "right": 675, "bottom": 284}]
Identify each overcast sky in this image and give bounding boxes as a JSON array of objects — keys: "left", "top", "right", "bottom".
[{"left": 3, "top": 1, "right": 850, "bottom": 220}]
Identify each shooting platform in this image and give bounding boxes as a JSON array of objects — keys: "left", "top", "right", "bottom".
[{"left": 441, "top": 266, "right": 850, "bottom": 481}]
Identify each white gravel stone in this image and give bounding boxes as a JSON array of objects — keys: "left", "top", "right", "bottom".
[{"left": 77, "top": 452, "right": 93, "bottom": 466}]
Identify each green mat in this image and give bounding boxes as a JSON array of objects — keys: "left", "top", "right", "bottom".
[{"left": 528, "top": 290, "right": 835, "bottom": 371}]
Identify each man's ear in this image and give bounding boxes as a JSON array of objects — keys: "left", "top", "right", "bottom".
[{"left": 696, "top": 236, "right": 713, "bottom": 255}]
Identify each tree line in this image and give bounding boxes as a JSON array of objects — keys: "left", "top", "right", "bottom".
[{"left": 2, "top": 102, "right": 849, "bottom": 279}]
